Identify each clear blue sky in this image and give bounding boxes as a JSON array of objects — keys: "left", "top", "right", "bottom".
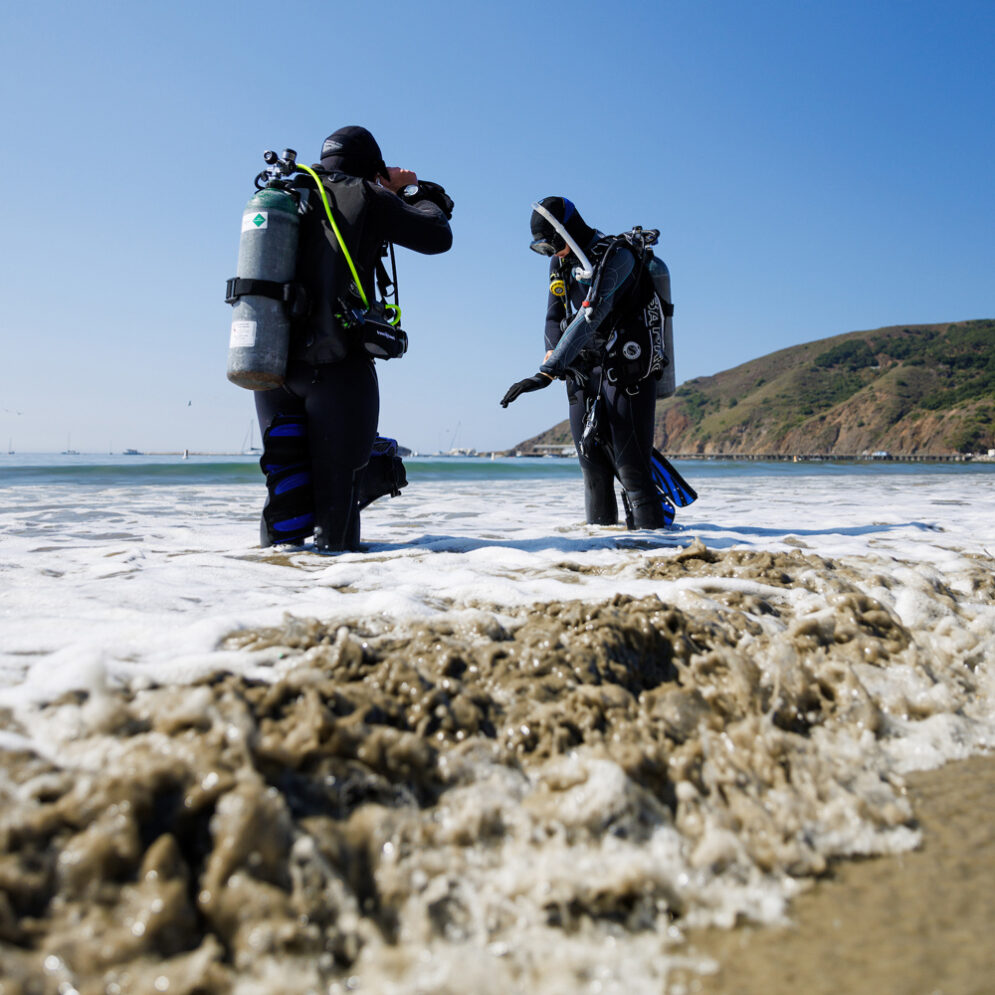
[{"left": 2, "top": 0, "right": 992, "bottom": 454}]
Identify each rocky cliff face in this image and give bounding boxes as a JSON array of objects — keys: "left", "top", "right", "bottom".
[{"left": 518, "top": 320, "right": 995, "bottom": 457}]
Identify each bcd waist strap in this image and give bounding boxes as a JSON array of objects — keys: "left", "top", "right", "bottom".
[{"left": 225, "top": 277, "right": 309, "bottom": 318}]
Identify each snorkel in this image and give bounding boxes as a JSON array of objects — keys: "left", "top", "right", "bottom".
[{"left": 531, "top": 201, "right": 596, "bottom": 280}]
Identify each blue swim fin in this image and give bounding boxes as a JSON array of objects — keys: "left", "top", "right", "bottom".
[{"left": 650, "top": 449, "right": 697, "bottom": 508}]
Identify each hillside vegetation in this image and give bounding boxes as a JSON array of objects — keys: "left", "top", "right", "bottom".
[{"left": 519, "top": 319, "right": 995, "bottom": 457}]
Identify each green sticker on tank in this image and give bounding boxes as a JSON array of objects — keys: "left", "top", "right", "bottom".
[{"left": 242, "top": 211, "right": 268, "bottom": 232}]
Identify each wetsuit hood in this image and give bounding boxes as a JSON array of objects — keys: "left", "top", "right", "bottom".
[
  {"left": 530, "top": 197, "right": 596, "bottom": 255},
  {"left": 320, "top": 125, "right": 388, "bottom": 180}
]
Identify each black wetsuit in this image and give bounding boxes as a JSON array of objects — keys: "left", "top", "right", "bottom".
[
  {"left": 255, "top": 170, "right": 452, "bottom": 551},
  {"left": 541, "top": 238, "right": 664, "bottom": 529}
]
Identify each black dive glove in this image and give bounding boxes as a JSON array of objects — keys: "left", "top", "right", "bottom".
[
  {"left": 401, "top": 180, "right": 454, "bottom": 219},
  {"left": 500, "top": 373, "right": 552, "bottom": 408}
]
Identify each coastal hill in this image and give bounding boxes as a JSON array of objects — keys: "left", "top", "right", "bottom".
[{"left": 517, "top": 319, "right": 995, "bottom": 457}]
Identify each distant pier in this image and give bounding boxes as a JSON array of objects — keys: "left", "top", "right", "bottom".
[
  {"left": 665, "top": 452, "right": 982, "bottom": 463},
  {"left": 520, "top": 444, "right": 989, "bottom": 463}
]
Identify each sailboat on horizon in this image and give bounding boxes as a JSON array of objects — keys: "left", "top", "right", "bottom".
[{"left": 242, "top": 421, "right": 261, "bottom": 455}]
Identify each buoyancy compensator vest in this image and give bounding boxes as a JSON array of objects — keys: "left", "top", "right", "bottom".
[
  {"left": 584, "top": 227, "right": 675, "bottom": 396},
  {"left": 290, "top": 162, "right": 407, "bottom": 366}
]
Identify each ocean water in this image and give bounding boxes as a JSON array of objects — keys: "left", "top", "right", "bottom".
[{"left": 1, "top": 454, "right": 994, "bottom": 993}]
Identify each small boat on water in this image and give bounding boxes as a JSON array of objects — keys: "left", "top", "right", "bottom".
[{"left": 242, "top": 421, "right": 261, "bottom": 455}]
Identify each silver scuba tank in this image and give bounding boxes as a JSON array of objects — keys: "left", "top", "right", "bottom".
[
  {"left": 647, "top": 255, "right": 676, "bottom": 398},
  {"left": 226, "top": 186, "right": 299, "bottom": 390}
]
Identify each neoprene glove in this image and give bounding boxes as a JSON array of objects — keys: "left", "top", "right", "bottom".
[{"left": 500, "top": 374, "right": 552, "bottom": 408}]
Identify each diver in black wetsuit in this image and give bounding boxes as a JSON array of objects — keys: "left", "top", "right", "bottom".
[
  {"left": 254, "top": 126, "right": 452, "bottom": 552},
  {"left": 500, "top": 197, "right": 666, "bottom": 529}
]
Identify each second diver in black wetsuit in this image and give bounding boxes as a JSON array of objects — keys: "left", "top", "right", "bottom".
[
  {"left": 500, "top": 196, "right": 671, "bottom": 529},
  {"left": 255, "top": 126, "right": 453, "bottom": 552}
]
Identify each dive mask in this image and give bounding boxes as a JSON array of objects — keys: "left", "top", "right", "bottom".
[{"left": 529, "top": 237, "right": 560, "bottom": 257}]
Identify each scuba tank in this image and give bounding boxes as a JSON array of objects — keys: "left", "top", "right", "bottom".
[
  {"left": 225, "top": 150, "right": 302, "bottom": 390},
  {"left": 646, "top": 254, "right": 676, "bottom": 398}
]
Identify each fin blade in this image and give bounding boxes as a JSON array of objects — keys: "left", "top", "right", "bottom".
[{"left": 651, "top": 450, "right": 697, "bottom": 507}]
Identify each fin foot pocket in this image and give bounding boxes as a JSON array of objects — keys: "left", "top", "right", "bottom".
[{"left": 357, "top": 436, "right": 408, "bottom": 510}]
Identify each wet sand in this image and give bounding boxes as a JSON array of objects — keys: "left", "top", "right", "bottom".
[
  {"left": 1, "top": 543, "right": 992, "bottom": 993},
  {"left": 676, "top": 752, "right": 995, "bottom": 995}
]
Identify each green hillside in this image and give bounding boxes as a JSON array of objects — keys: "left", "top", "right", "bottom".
[{"left": 519, "top": 319, "right": 995, "bottom": 457}]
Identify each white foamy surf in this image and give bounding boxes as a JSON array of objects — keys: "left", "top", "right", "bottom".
[{"left": 2, "top": 461, "right": 993, "bottom": 704}]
